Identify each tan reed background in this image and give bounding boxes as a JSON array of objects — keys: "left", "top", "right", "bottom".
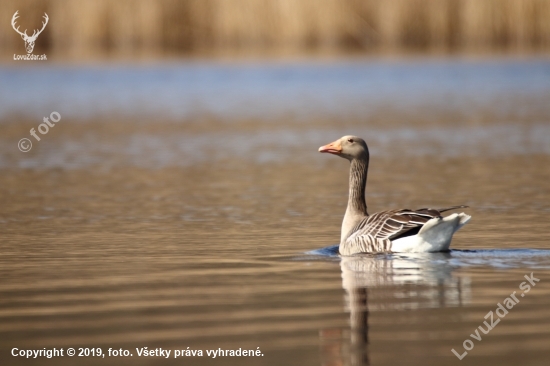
[{"left": 1, "top": 0, "right": 550, "bottom": 56}]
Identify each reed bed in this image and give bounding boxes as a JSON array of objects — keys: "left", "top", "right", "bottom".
[{"left": 1, "top": 0, "right": 550, "bottom": 55}]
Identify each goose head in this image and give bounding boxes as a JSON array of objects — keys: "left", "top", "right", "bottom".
[{"left": 318, "top": 135, "right": 369, "bottom": 161}]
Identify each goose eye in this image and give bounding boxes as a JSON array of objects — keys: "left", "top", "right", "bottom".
[{"left": 347, "top": 138, "right": 354, "bottom": 143}]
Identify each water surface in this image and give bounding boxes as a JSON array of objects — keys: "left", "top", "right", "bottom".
[{"left": 1, "top": 58, "right": 550, "bottom": 365}]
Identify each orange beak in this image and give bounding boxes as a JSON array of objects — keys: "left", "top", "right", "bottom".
[{"left": 318, "top": 140, "right": 342, "bottom": 154}]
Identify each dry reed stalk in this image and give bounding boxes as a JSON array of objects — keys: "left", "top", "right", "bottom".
[{"left": 0, "top": 0, "right": 548, "bottom": 56}]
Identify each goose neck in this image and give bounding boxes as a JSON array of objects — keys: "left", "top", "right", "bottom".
[{"left": 347, "top": 158, "right": 368, "bottom": 216}]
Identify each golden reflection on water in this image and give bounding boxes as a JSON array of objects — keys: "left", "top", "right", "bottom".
[
  {"left": 1, "top": 58, "right": 550, "bottom": 365},
  {"left": 1, "top": 149, "right": 550, "bottom": 365},
  {"left": 320, "top": 253, "right": 472, "bottom": 366},
  {"left": 1, "top": 94, "right": 550, "bottom": 366}
]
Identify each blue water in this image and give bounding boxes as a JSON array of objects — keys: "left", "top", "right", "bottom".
[
  {"left": 306, "top": 245, "right": 550, "bottom": 269},
  {"left": 1, "top": 58, "right": 549, "bottom": 120}
]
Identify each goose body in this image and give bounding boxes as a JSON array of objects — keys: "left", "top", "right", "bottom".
[{"left": 319, "top": 135, "right": 471, "bottom": 255}]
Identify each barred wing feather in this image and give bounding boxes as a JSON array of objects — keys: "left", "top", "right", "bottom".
[{"left": 342, "top": 206, "right": 468, "bottom": 255}]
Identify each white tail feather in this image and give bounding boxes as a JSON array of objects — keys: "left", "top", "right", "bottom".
[{"left": 391, "top": 213, "right": 471, "bottom": 252}]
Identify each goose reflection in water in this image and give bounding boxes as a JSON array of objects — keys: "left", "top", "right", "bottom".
[{"left": 319, "top": 253, "right": 471, "bottom": 366}]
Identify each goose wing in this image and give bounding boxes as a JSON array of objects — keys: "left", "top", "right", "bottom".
[{"left": 342, "top": 206, "right": 468, "bottom": 254}]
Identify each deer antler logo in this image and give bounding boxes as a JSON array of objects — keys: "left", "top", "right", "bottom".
[{"left": 11, "top": 11, "right": 49, "bottom": 54}]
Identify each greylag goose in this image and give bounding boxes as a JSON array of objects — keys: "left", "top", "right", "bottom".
[{"left": 319, "top": 135, "right": 471, "bottom": 255}]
